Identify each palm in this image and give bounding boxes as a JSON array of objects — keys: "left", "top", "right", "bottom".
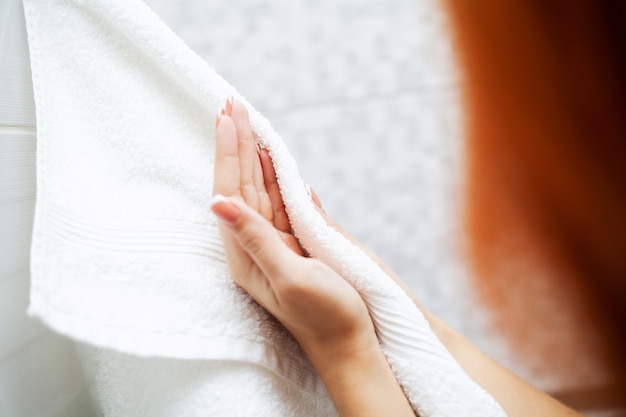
[{"left": 212, "top": 99, "right": 374, "bottom": 360}]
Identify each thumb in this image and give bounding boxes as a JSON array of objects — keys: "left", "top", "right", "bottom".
[{"left": 210, "top": 194, "right": 296, "bottom": 279}]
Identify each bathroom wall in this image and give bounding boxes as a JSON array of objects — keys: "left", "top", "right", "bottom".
[{"left": 0, "top": 0, "right": 96, "bottom": 415}]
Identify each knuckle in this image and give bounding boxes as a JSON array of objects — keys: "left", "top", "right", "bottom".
[
  {"left": 242, "top": 193, "right": 260, "bottom": 215},
  {"left": 241, "top": 182, "right": 257, "bottom": 196},
  {"left": 258, "top": 191, "right": 274, "bottom": 222}
]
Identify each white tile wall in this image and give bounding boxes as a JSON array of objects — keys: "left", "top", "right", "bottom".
[
  {"left": 0, "top": 0, "right": 34, "bottom": 126},
  {"left": 0, "top": 0, "right": 97, "bottom": 416}
]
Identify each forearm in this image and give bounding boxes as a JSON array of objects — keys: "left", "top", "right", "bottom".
[
  {"left": 427, "top": 315, "right": 580, "bottom": 417},
  {"left": 326, "top": 219, "right": 580, "bottom": 417},
  {"left": 360, "top": 243, "right": 579, "bottom": 416}
]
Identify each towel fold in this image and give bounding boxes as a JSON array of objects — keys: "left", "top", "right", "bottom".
[{"left": 24, "top": 0, "right": 506, "bottom": 415}]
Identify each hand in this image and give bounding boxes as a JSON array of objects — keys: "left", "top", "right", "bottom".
[
  {"left": 210, "top": 98, "right": 377, "bottom": 365},
  {"left": 210, "top": 99, "right": 589, "bottom": 417},
  {"left": 210, "top": 98, "right": 415, "bottom": 416}
]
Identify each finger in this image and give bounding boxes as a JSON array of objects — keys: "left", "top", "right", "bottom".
[
  {"left": 215, "top": 105, "right": 225, "bottom": 128},
  {"left": 210, "top": 194, "right": 268, "bottom": 304},
  {"left": 218, "top": 222, "right": 259, "bottom": 290},
  {"left": 227, "top": 98, "right": 271, "bottom": 219},
  {"left": 225, "top": 95, "right": 233, "bottom": 116},
  {"left": 213, "top": 115, "right": 240, "bottom": 197},
  {"left": 280, "top": 231, "right": 305, "bottom": 256},
  {"left": 249, "top": 142, "right": 269, "bottom": 215},
  {"left": 306, "top": 184, "right": 323, "bottom": 209},
  {"left": 210, "top": 195, "right": 299, "bottom": 300},
  {"left": 255, "top": 144, "right": 273, "bottom": 222},
  {"left": 259, "top": 148, "right": 291, "bottom": 233},
  {"left": 255, "top": 149, "right": 274, "bottom": 224},
  {"left": 210, "top": 199, "right": 260, "bottom": 290},
  {"left": 231, "top": 100, "right": 261, "bottom": 210}
]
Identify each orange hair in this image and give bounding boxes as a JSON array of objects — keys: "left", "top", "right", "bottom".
[{"left": 444, "top": 0, "right": 626, "bottom": 393}]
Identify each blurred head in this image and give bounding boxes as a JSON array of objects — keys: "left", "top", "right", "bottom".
[{"left": 444, "top": 0, "right": 626, "bottom": 395}]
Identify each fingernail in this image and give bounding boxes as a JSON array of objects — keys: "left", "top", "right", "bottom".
[
  {"left": 215, "top": 107, "right": 222, "bottom": 128},
  {"left": 306, "top": 184, "right": 323, "bottom": 208},
  {"left": 209, "top": 194, "right": 241, "bottom": 225},
  {"left": 226, "top": 95, "right": 234, "bottom": 115},
  {"left": 256, "top": 142, "right": 262, "bottom": 155},
  {"left": 215, "top": 105, "right": 226, "bottom": 128},
  {"left": 305, "top": 183, "right": 312, "bottom": 198}
]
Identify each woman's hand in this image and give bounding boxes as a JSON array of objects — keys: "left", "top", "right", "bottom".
[
  {"left": 210, "top": 98, "right": 376, "bottom": 365},
  {"left": 210, "top": 98, "right": 415, "bottom": 417}
]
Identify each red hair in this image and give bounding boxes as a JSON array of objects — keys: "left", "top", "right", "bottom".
[{"left": 444, "top": 0, "right": 626, "bottom": 393}]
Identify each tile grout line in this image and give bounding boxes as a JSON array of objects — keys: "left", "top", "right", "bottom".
[
  {"left": 0, "top": 125, "right": 36, "bottom": 133},
  {"left": 263, "top": 83, "right": 462, "bottom": 119}
]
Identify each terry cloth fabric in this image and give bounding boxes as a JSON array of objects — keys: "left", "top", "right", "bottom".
[
  {"left": 23, "top": 0, "right": 507, "bottom": 415},
  {"left": 75, "top": 344, "right": 338, "bottom": 417}
]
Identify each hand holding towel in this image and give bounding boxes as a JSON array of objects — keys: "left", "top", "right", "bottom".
[{"left": 24, "top": 0, "right": 507, "bottom": 415}]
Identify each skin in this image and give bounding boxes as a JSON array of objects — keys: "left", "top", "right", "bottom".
[{"left": 211, "top": 99, "right": 582, "bottom": 417}]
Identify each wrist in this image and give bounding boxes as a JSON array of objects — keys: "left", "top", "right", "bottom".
[
  {"left": 303, "top": 324, "right": 381, "bottom": 378},
  {"left": 310, "top": 334, "right": 382, "bottom": 382},
  {"left": 306, "top": 332, "right": 415, "bottom": 417}
]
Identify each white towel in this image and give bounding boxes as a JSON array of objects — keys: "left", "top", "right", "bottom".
[{"left": 24, "top": 0, "right": 506, "bottom": 415}]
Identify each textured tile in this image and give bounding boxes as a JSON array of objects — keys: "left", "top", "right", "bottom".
[
  {"left": 0, "top": 0, "right": 36, "bottom": 127},
  {"left": 0, "top": 131, "right": 36, "bottom": 278},
  {"left": 0, "top": 334, "right": 93, "bottom": 417},
  {"left": 145, "top": 0, "right": 458, "bottom": 114},
  {"left": 0, "top": 271, "right": 46, "bottom": 360}
]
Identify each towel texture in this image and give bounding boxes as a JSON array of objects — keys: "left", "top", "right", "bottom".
[
  {"left": 24, "top": 0, "right": 506, "bottom": 415},
  {"left": 76, "top": 344, "right": 337, "bottom": 417}
]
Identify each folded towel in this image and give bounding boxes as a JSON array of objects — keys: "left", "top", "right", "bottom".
[
  {"left": 24, "top": 0, "right": 506, "bottom": 415},
  {"left": 76, "top": 344, "right": 338, "bottom": 417}
]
